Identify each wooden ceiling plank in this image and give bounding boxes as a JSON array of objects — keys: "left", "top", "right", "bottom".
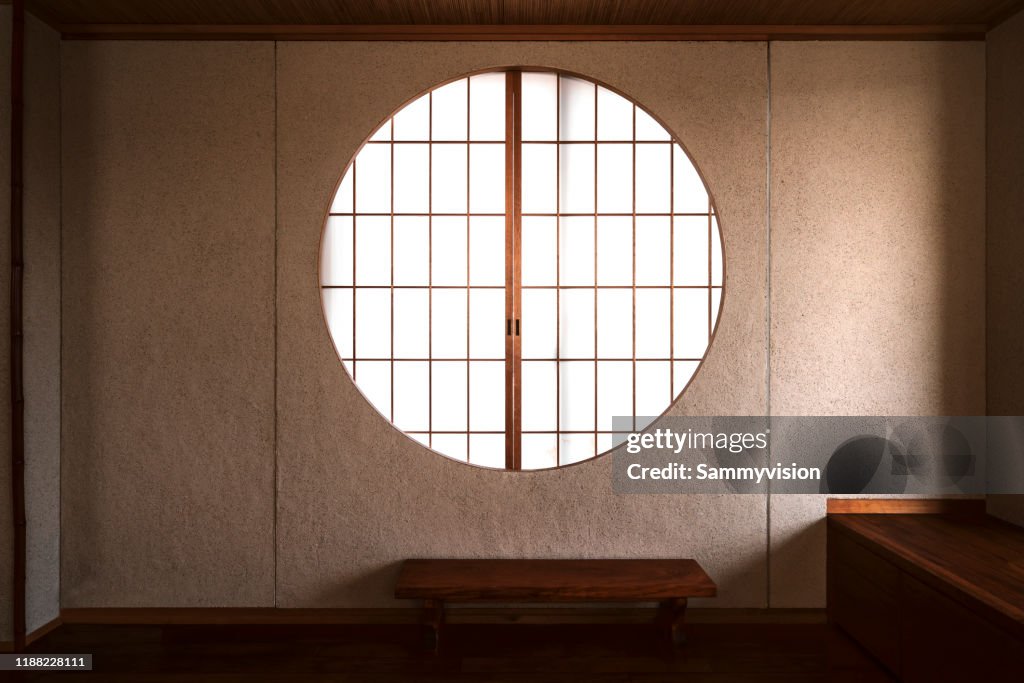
[{"left": 22, "top": 0, "right": 1024, "bottom": 27}]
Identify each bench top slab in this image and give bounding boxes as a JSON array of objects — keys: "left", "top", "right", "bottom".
[{"left": 395, "top": 559, "right": 717, "bottom": 602}]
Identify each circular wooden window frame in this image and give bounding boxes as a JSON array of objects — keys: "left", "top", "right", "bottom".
[{"left": 318, "top": 66, "right": 728, "bottom": 472}]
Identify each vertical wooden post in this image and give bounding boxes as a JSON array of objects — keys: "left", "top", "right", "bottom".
[
  {"left": 656, "top": 598, "right": 688, "bottom": 650},
  {"left": 421, "top": 599, "right": 444, "bottom": 655},
  {"left": 10, "top": 0, "right": 27, "bottom": 654}
]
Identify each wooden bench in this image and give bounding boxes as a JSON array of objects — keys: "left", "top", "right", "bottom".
[
  {"left": 828, "top": 507, "right": 1024, "bottom": 680},
  {"left": 394, "top": 558, "right": 716, "bottom": 652}
]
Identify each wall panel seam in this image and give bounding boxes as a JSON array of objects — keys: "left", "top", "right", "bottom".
[
  {"left": 765, "top": 40, "right": 773, "bottom": 610},
  {"left": 273, "top": 39, "right": 279, "bottom": 609},
  {"left": 56, "top": 22, "right": 62, "bottom": 617}
]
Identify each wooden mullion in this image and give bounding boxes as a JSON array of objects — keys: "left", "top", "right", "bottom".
[
  {"left": 427, "top": 91, "right": 433, "bottom": 448},
  {"left": 511, "top": 71, "right": 523, "bottom": 471},
  {"left": 555, "top": 75, "right": 561, "bottom": 466},
  {"left": 504, "top": 72, "right": 518, "bottom": 470},
  {"left": 466, "top": 78, "right": 471, "bottom": 463}
]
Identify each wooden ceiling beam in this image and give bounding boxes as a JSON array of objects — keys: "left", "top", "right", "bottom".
[{"left": 57, "top": 23, "right": 988, "bottom": 41}]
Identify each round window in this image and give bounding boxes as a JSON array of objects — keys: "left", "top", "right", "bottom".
[{"left": 321, "top": 69, "right": 723, "bottom": 471}]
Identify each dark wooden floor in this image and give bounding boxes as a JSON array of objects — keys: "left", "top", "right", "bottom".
[{"left": 23, "top": 622, "right": 894, "bottom": 682}]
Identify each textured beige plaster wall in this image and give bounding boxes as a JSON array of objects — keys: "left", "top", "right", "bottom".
[
  {"left": 24, "top": 12, "right": 62, "bottom": 634},
  {"left": 986, "top": 10, "right": 1024, "bottom": 528},
  {"left": 58, "top": 38, "right": 990, "bottom": 610},
  {"left": 60, "top": 42, "right": 277, "bottom": 607},
  {"left": 768, "top": 42, "right": 987, "bottom": 606},
  {"left": 276, "top": 42, "right": 770, "bottom": 608},
  {"left": 0, "top": 3, "right": 12, "bottom": 644}
]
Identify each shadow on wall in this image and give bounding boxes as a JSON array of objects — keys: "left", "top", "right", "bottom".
[
  {"left": 60, "top": 42, "right": 278, "bottom": 607},
  {"left": 769, "top": 517, "right": 825, "bottom": 608},
  {"left": 60, "top": 50, "right": 104, "bottom": 599},
  {"left": 315, "top": 562, "right": 405, "bottom": 606},
  {"left": 930, "top": 47, "right": 986, "bottom": 416}
]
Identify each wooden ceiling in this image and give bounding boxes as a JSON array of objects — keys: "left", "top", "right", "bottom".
[
  {"left": 26, "top": 0, "right": 1024, "bottom": 27},
  {"left": 24, "top": 0, "right": 1024, "bottom": 40}
]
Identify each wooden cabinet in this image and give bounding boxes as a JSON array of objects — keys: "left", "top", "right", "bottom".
[{"left": 828, "top": 514, "right": 1024, "bottom": 681}]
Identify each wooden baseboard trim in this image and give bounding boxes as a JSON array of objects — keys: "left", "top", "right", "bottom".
[
  {"left": 56, "top": 23, "right": 988, "bottom": 42},
  {"left": 0, "top": 617, "right": 64, "bottom": 652},
  {"left": 61, "top": 608, "right": 423, "bottom": 625},
  {"left": 59, "top": 607, "right": 824, "bottom": 626},
  {"left": 827, "top": 497, "right": 986, "bottom": 515},
  {"left": 26, "top": 616, "right": 63, "bottom": 646},
  {"left": 689, "top": 608, "right": 825, "bottom": 624}
]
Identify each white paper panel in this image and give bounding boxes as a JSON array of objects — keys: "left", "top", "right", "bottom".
[
  {"left": 431, "top": 361, "right": 468, "bottom": 431},
  {"left": 635, "top": 288, "right": 670, "bottom": 358},
  {"left": 469, "top": 72, "right": 506, "bottom": 141},
  {"left": 469, "top": 289, "right": 505, "bottom": 358},
  {"left": 635, "top": 361, "right": 670, "bottom": 424},
  {"left": 431, "top": 216, "right": 467, "bottom": 286},
  {"left": 521, "top": 72, "right": 557, "bottom": 141},
  {"left": 635, "top": 216, "right": 671, "bottom": 286},
  {"left": 354, "top": 143, "right": 390, "bottom": 213},
  {"left": 635, "top": 107, "right": 671, "bottom": 141},
  {"left": 393, "top": 216, "right": 430, "bottom": 286},
  {"left": 432, "top": 79, "right": 468, "bottom": 141},
  {"left": 559, "top": 289, "right": 595, "bottom": 358},
  {"left": 597, "top": 216, "right": 632, "bottom": 286},
  {"left": 559, "top": 216, "right": 595, "bottom": 286},
  {"left": 393, "top": 143, "right": 429, "bottom": 213},
  {"left": 521, "top": 434, "right": 557, "bottom": 470},
  {"left": 469, "top": 434, "right": 506, "bottom": 468},
  {"left": 597, "top": 361, "right": 632, "bottom": 431},
  {"left": 354, "top": 360, "right": 391, "bottom": 421},
  {"left": 322, "top": 287, "right": 353, "bottom": 359},
  {"left": 431, "top": 144, "right": 468, "bottom": 213},
  {"left": 597, "top": 86, "right": 633, "bottom": 141},
  {"left": 321, "top": 216, "right": 353, "bottom": 286},
  {"left": 469, "top": 216, "right": 505, "bottom": 286},
  {"left": 355, "top": 288, "right": 390, "bottom": 358},
  {"left": 393, "top": 95, "right": 430, "bottom": 140},
  {"left": 469, "top": 144, "right": 505, "bottom": 214},
  {"left": 559, "top": 144, "right": 595, "bottom": 213},
  {"left": 431, "top": 289, "right": 468, "bottom": 358},
  {"left": 522, "top": 217, "right": 557, "bottom": 286},
  {"left": 330, "top": 169, "right": 353, "bottom": 213},
  {"left": 559, "top": 361, "right": 595, "bottom": 431},
  {"left": 469, "top": 361, "right": 505, "bottom": 431},
  {"left": 596, "top": 289, "right": 632, "bottom": 359},
  {"left": 432, "top": 433, "right": 468, "bottom": 461},
  {"left": 559, "top": 76, "right": 595, "bottom": 141},
  {"left": 393, "top": 361, "right": 429, "bottom": 431},
  {"left": 673, "top": 288, "right": 710, "bottom": 359},
  {"left": 521, "top": 289, "right": 557, "bottom": 359},
  {"left": 393, "top": 288, "right": 429, "bottom": 358},
  {"left": 635, "top": 144, "right": 671, "bottom": 213},
  {"left": 673, "top": 216, "right": 709, "bottom": 286},
  {"left": 597, "top": 144, "right": 632, "bottom": 213},
  {"left": 355, "top": 216, "right": 390, "bottom": 286},
  {"left": 673, "top": 144, "right": 709, "bottom": 214},
  {"left": 521, "top": 361, "right": 556, "bottom": 431},
  {"left": 560, "top": 433, "right": 596, "bottom": 465},
  {"left": 522, "top": 144, "right": 557, "bottom": 213}
]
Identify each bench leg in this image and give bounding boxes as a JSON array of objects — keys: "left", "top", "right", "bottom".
[
  {"left": 421, "top": 599, "right": 444, "bottom": 654},
  {"left": 657, "top": 598, "right": 688, "bottom": 650}
]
